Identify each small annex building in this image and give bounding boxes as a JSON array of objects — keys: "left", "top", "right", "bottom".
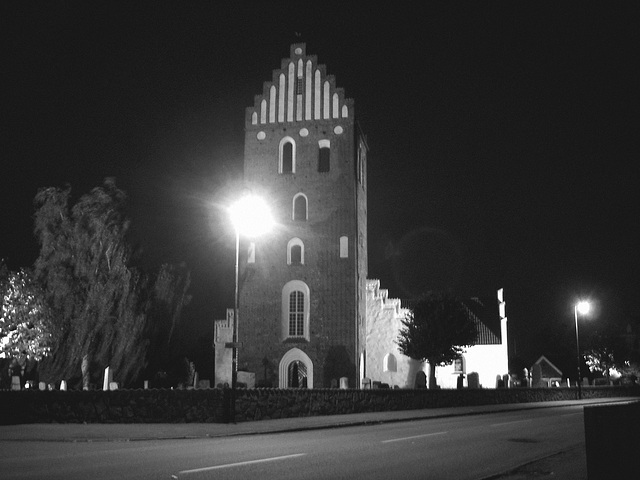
[
  {"left": 531, "top": 355, "right": 564, "bottom": 387},
  {"left": 214, "top": 43, "right": 509, "bottom": 390},
  {"left": 364, "top": 281, "right": 508, "bottom": 389}
]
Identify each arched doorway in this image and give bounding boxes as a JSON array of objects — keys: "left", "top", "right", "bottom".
[
  {"left": 279, "top": 348, "right": 314, "bottom": 388},
  {"left": 287, "top": 360, "right": 308, "bottom": 388}
]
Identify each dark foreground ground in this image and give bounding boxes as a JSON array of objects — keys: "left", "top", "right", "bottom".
[{"left": 2, "top": 398, "right": 635, "bottom": 479}]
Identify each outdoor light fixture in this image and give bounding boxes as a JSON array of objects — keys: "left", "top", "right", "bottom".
[
  {"left": 574, "top": 300, "right": 591, "bottom": 399},
  {"left": 227, "top": 193, "right": 273, "bottom": 422},
  {"left": 229, "top": 194, "right": 274, "bottom": 238}
]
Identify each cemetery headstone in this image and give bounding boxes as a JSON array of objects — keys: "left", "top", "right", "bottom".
[{"left": 467, "top": 372, "right": 479, "bottom": 388}]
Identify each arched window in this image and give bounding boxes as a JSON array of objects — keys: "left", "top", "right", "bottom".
[
  {"left": 287, "top": 238, "right": 304, "bottom": 265},
  {"left": 281, "top": 280, "right": 310, "bottom": 341},
  {"left": 279, "top": 137, "right": 296, "bottom": 174},
  {"left": 289, "top": 291, "right": 304, "bottom": 337},
  {"left": 293, "top": 193, "right": 308, "bottom": 221},
  {"left": 383, "top": 353, "right": 397, "bottom": 373},
  {"left": 318, "top": 139, "right": 330, "bottom": 172}
]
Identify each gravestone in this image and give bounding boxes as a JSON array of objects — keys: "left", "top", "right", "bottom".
[
  {"left": 361, "top": 377, "right": 371, "bottom": 389},
  {"left": 339, "top": 377, "right": 348, "bottom": 389},
  {"left": 415, "top": 371, "right": 427, "bottom": 389},
  {"left": 102, "top": 366, "right": 112, "bottom": 390},
  {"left": 531, "top": 363, "right": 543, "bottom": 387},
  {"left": 237, "top": 371, "right": 255, "bottom": 388},
  {"left": 467, "top": 372, "right": 479, "bottom": 389}
]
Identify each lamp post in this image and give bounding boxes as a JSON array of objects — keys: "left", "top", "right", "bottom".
[
  {"left": 574, "top": 300, "right": 590, "bottom": 399},
  {"left": 228, "top": 194, "right": 273, "bottom": 422}
]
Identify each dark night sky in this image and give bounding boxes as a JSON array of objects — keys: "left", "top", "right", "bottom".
[{"left": 3, "top": 2, "right": 639, "bottom": 373}]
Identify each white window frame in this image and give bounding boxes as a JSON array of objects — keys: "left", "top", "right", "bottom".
[
  {"left": 279, "top": 136, "right": 296, "bottom": 174},
  {"left": 287, "top": 237, "right": 304, "bottom": 265},
  {"left": 281, "top": 280, "right": 310, "bottom": 341},
  {"left": 292, "top": 193, "right": 308, "bottom": 221}
]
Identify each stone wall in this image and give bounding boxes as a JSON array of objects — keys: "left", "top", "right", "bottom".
[
  {"left": 0, "top": 388, "right": 226, "bottom": 425},
  {"left": 2, "top": 386, "right": 639, "bottom": 425}
]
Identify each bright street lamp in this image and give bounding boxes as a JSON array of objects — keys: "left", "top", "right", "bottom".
[
  {"left": 574, "top": 300, "right": 591, "bottom": 399},
  {"left": 227, "top": 194, "right": 273, "bottom": 422}
]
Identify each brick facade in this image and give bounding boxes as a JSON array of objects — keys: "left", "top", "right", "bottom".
[{"left": 237, "top": 44, "right": 368, "bottom": 388}]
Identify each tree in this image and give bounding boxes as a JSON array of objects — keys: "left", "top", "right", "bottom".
[
  {"left": 1, "top": 262, "right": 53, "bottom": 368},
  {"left": 33, "top": 178, "right": 150, "bottom": 388},
  {"left": 585, "top": 326, "right": 638, "bottom": 384},
  {"left": 143, "top": 262, "right": 192, "bottom": 381},
  {"left": 585, "top": 345, "right": 618, "bottom": 383},
  {"left": 397, "top": 291, "right": 477, "bottom": 389}
]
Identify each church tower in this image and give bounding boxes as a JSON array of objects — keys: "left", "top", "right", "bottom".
[{"left": 238, "top": 44, "right": 368, "bottom": 388}]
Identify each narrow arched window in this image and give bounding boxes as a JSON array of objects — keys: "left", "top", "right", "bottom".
[
  {"left": 289, "top": 291, "right": 305, "bottom": 337},
  {"left": 287, "top": 238, "right": 304, "bottom": 265},
  {"left": 280, "top": 137, "right": 296, "bottom": 174},
  {"left": 293, "top": 194, "right": 308, "bottom": 221},
  {"left": 282, "top": 142, "right": 293, "bottom": 173},
  {"left": 281, "top": 281, "right": 310, "bottom": 341},
  {"left": 318, "top": 139, "right": 330, "bottom": 173},
  {"left": 291, "top": 245, "right": 302, "bottom": 264}
]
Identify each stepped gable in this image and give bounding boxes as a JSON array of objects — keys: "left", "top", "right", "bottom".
[
  {"left": 246, "top": 43, "right": 354, "bottom": 126},
  {"left": 367, "top": 279, "right": 408, "bottom": 317}
]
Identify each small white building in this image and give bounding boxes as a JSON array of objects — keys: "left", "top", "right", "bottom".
[{"left": 364, "top": 280, "right": 509, "bottom": 389}]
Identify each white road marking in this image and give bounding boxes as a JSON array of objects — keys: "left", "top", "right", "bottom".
[
  {"left": 490, "top": 419, "right": 532, "bottom": 427},
  {"left": 174, "top": 453, "right": 307, "bottom": 476},
  {"left": 381, "top": 431, "right": 447, "bottom": 443}
]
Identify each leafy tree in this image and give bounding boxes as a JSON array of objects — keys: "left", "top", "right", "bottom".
[
  {"left": 585, "top": 345, "right": 617, "bottom": 382},
  {"left": 585, "top": 324, "right": 639, "bottom": 384},
  {"left": 397, "top": 291, "right": 477, "bottom": 389},
  {"left": 33, "top": 179, "right": 149, "bottom": 388},
  {"left": 0, "top": 261, "right": 52, "bottom": 366}
]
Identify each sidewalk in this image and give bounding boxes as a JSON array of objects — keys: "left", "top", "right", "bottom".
[{"left": 1, "top": 398, "right": 636, "bottom": 479}]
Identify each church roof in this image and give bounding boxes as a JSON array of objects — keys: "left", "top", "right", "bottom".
[
  {"left": 401, "top": 295, "right": 503, "bottom": 346},
  {"left": 463, "top": 296, "right": 502, "bottom": 345}
]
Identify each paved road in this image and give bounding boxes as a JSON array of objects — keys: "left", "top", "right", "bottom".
[{"left": 0, "top": 405, "right": 588, "bottom": 479}]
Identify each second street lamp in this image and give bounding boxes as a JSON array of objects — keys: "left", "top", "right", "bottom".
[
  {"left": 228, "top": 194, "right": 273, "bottom": 422},
  {"left": 574, "top": 300, "right": 591, "bottom": 399}
]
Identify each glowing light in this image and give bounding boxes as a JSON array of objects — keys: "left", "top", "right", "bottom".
[
  {"left": 576, "top": 301, "right": 590, "bottom": 315},
  {"left": 229, "top": 195, "right": 274, "bottom": 237}
]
